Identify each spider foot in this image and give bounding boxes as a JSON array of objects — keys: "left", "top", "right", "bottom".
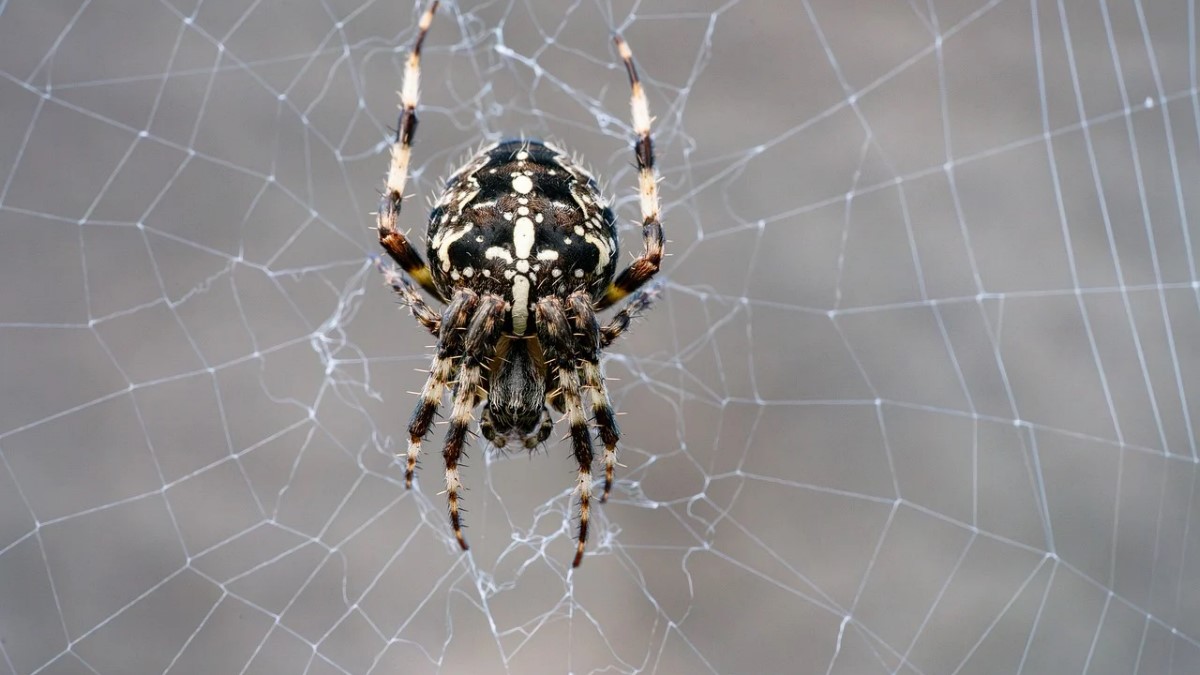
[
  {"left": 405, "top": 438, "right": 422, "bottom": 488},
  {"left": 600, "top": 445, "right": 616, "bottom": 503},
  {"left": 446, "top": 467, "right": 469, "bottom": 551},
  {"left": 573, "top": 469, "right": 592, "bottom": 567}
]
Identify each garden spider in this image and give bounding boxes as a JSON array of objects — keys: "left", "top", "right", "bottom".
[{"left": 376, "top": 1, "right": 662, "bottom": 567}]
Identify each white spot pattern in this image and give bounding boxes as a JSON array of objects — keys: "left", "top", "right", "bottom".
[
  {"left": 512, "top": 174, "right": 533, "bottom": 194},
  {"left": 511, "top": 276, "right": 530, "bottom": 333},
  {"left": 434, "top": 142, "right": 618, "bottom": 338},
  {"left": 436, "top": 223, "right": 474, "bottom": 272},
  {"left": 485, "top": 246, "right": 513, "bottom": 263},
  {"left": 584, "top": 233, "right": 611, "bottom": 274},
  {"left": 513, "top": 217, "right": 535, "bottom": 259}
]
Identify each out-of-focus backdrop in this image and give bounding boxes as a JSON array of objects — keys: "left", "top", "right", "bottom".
[{"left": 1, "top": 1, "right": 1198, "bottom": 673}]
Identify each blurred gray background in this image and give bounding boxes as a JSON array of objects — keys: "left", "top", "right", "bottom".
[{"left": 1, "top": 0, "right": 1199, "bottom": 673}]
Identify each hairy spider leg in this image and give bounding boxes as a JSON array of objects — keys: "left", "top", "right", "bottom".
[
  {"left": 600, "top": 285, "right": 660, "bottom": 349},
  {"left": 406, "top": 289, "right": 478, "bottom": 487},
  {"left": 536, "top": 297, "right": 595, "bottom": 567},
  {"left": 566, "top": 292, "right": 621, "bottom": 504},
  {"left": 441, "top": 295, "right": 507, "bottom": 550},
  {"left": 376, "top": 257, "right": 441, "bottom": 336},
  {"left": 378, "top": 1, "right": 443, "bottom": 300},
  {"left": 599, "top": 36, "right": 663, "bottom": 310}
]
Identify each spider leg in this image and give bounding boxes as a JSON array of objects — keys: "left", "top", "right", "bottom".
[
  {"left": 406, "top": 289, "right": 478, "bottom": 487},
  {"left": 376, "top": 257, "right": 441, "bottom": 336},
  {"left": 377, "top": 1, "right": 442, "bottom": 300},
  {"left": 566, "top": 292, "right": 620, "bottom": 504},
  {"left": 441, "top": 295, "right": 506, "bottom": 551},
  {"left": 599, "top": 284, "right": 660, "bottom": 349},
  {"left": 537, "top": 297, "right": 595, "bottom": 567},
  {"left": 598, "top": 36, "right": 663, "bottom": 311}
]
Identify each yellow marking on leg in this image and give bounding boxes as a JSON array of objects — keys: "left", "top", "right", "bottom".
[
  {"left": 603, "top": 284, "right": 628, "bottom": 306},
  {"left": 408, "top": 266, "right": 434, "bottom": 289}
]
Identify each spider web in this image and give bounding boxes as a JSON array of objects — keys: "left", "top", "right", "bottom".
[{"left": 1, "top": 0, "right": 1199, "bottom": 672}]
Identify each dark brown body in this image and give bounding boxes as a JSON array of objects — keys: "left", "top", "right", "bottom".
[{"left": 425, "top": 139, "right": 619, "bottom": 336}]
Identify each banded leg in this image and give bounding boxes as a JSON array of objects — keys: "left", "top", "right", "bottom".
[
  {"left": 600, "top": 284, "right": 660, "bottom": 349},
  {"left": 599, "top": 36, "right": 664, "bottom": 310},
  {"left": 567, "top": 292, "right": 620, "bottom": 503},
  {"left": 441, "top": 295, "right": 506, "bottom": 551},
  {"left": 406, "top": 289, "right": 477, "bottom": 487},
  {"left": 377, "top": 1, "right": 441, "bottom": 299},
  {"left": 537, "top": 297, "right": 595, "bottom": 567},
  {"left": 375, "top": 257, "right": 440, "bottom": 336}
]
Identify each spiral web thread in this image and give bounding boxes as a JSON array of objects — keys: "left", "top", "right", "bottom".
[{"left": 1, "top": 1, "right": 1199, "bottom": 673}]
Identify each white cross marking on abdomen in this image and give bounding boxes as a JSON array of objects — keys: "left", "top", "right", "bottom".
[{"left": 510, "top": 215, "right": 536, "bottom": 334}]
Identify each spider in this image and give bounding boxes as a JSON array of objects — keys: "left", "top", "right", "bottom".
[{"left": 375, "top": 1, "right": 662, "bottom": 567}]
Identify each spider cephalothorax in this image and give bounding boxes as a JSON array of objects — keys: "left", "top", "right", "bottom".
[{"left": 375, "top": 1, "right": 663, "bottom": 567}]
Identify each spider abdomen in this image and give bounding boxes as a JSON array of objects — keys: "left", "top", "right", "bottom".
[{"left": 426, "top": 140, "right": 619, "bottom": 335}]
